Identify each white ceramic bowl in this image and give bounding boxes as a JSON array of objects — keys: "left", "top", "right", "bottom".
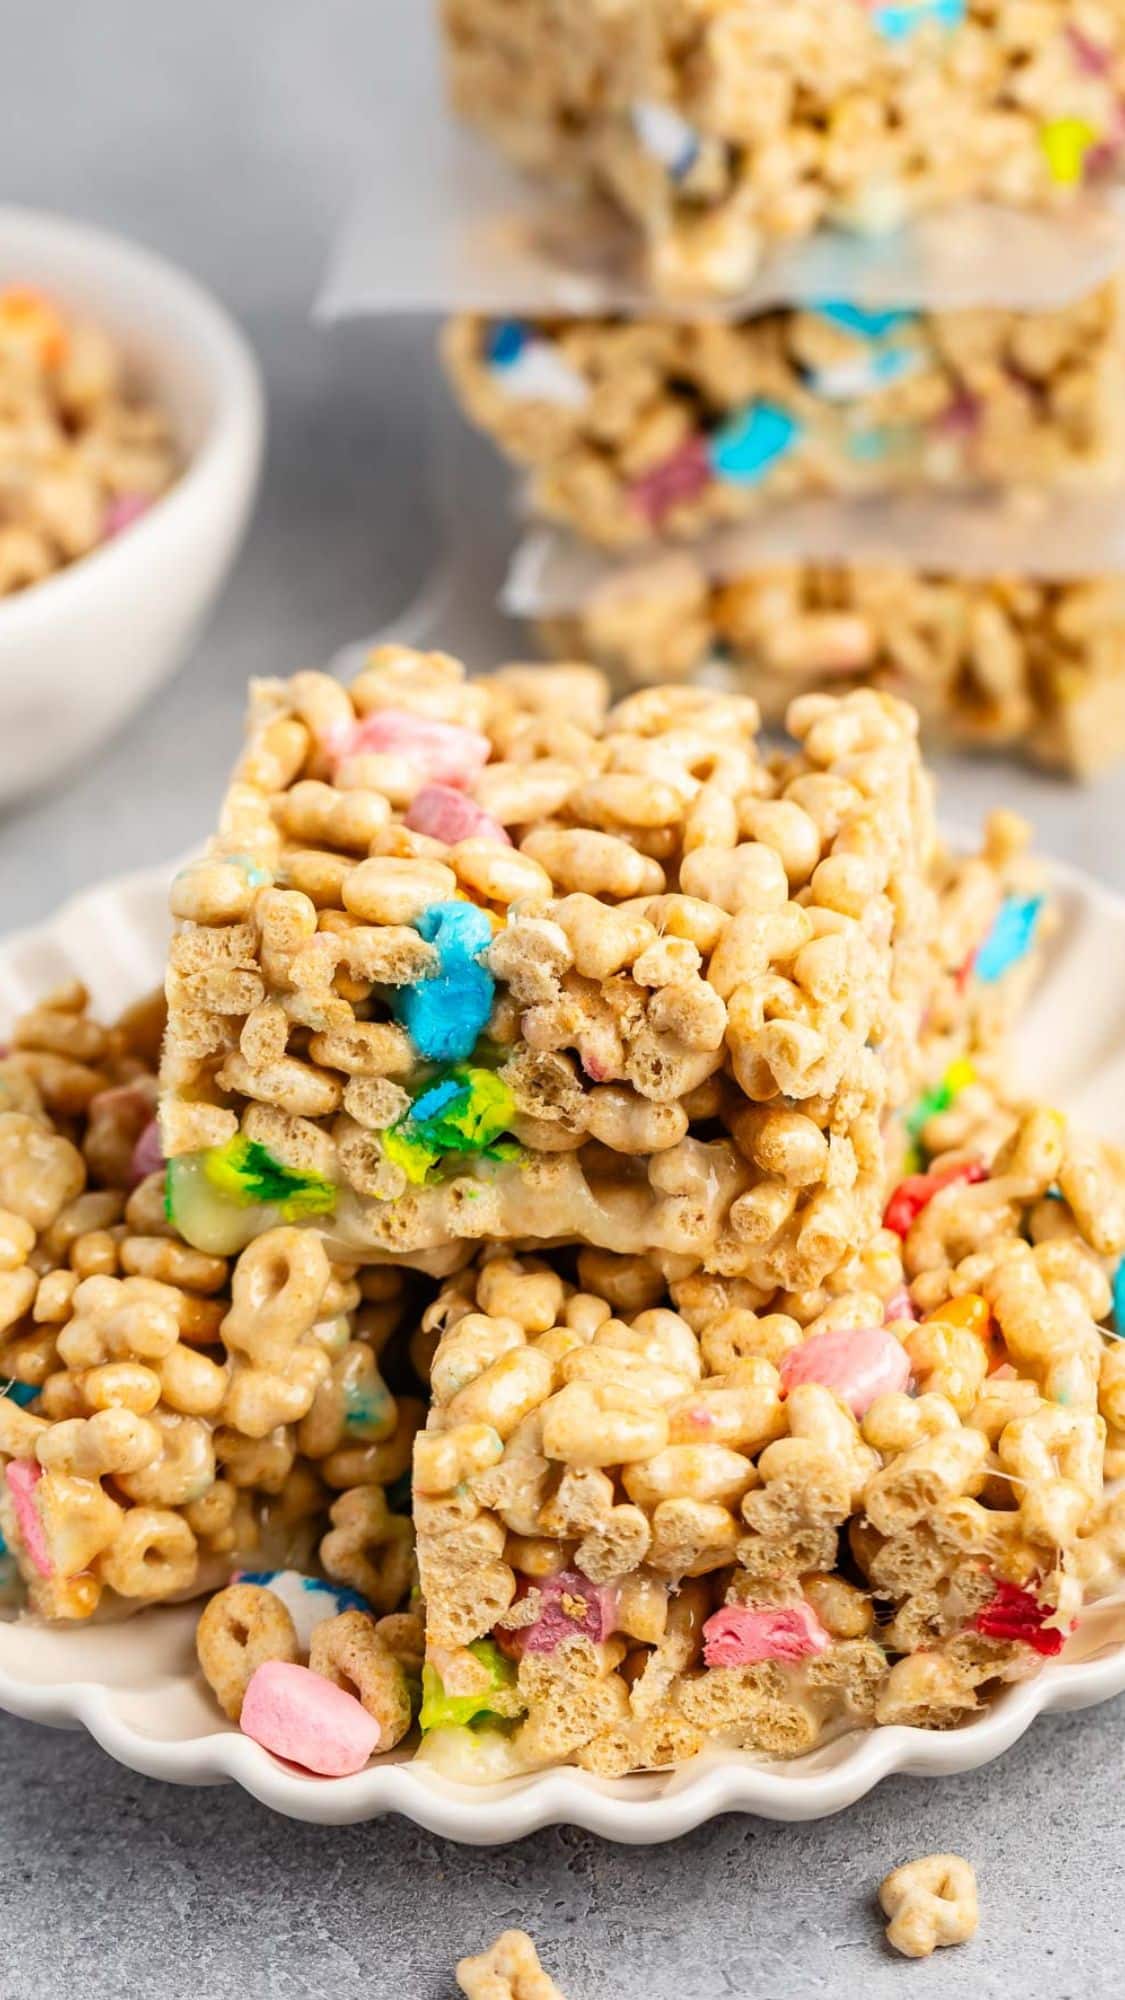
[
  {"left": 0, "top": 207, "right": 264, "bottom": 805},
  {"left": 1, "top": 858, "right": 1124, "bottom": 1837}
]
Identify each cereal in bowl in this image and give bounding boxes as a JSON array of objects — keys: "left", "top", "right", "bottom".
[{"left": 0, "top": 284, "right": 177, "bottom": 598}]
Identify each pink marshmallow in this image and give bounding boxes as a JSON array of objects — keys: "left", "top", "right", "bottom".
[
  {"left": 103, "top": 493, "right": 151, "bottom": 537},
  {"left": 404, "top": 783, "right": 511, "bottom": 847},
  {"left": 703, "top": 1602, "right": 830, "bottom": 1670},
  {"left": 503, "top": 1570, "right": 618, "bottom": 1658},
  {"left": 778, "top": 1325, "right": 911, "bottom": 1419},
  {"left": 5, "top": 1460, "right": 51, "bottom": 1577},
  {"left": 129, "top": 1116, "right": 165, "bottom": 1186},
  {"left": 330, "top": 708, "right": 490, "bottom": 789},
  {"left": 883, "top": 1287, "right": 918, "bottom": 1326},
  {"left": 239, "top": 1660, "right": 381, "bottom": 1777},
  {"left": 88, "top": 1083, "right": 158, "bottom": 1187}
]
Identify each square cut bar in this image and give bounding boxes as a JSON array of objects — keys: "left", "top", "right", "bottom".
[
  {"left": 159, "top": 647, "right": 971, "bottom": 1288},
  {"left": 541, "top": 556, "right": 1125, "bottom": 778},
  {"left": 444, "top": 286, "right": 1125, "bottom": 551},
  {"left": 413, "top": 1075, "right": 1125, "bottom": 1781},
  {"left": 441, "top": 0, "right": 1125, "bottom": 299}
]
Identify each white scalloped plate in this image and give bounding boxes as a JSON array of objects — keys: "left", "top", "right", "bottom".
[{"left": 2, "top": 858, "right": 1125, "bottom": 1838}]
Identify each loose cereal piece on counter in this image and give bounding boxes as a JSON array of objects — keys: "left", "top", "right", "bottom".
[
  {"left": 0, "top": 285, "right": 178, "bottom": 599},
  {"left": 238, "top": 1657, "right": 382, "bottom": 1776},
  {"left": 541, "top": 557, "right": 1125, "bottom": 781},
  {"left": 456, "top": 1929, "right": 569, "bottom": 2000},
  {"left": 159, "top": 646, "right": 1003, "bottom": 1292},
  {"left": 441, "top": 1, "right": 1125, "bottom": 297},
  {"left": 445, "top": 285, "right": 1125, "bottom": 550},
  {"left": 878, "top": 1853, "right": 980, "bottom": 1959}
]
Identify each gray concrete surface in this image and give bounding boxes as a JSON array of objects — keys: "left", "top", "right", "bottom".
[
  {"left": 1, "top": 1699, "right": 1122, "bottom": 2000},
  {"left": 1, "top": 6, "right": 1123, "bottom": 1996}
]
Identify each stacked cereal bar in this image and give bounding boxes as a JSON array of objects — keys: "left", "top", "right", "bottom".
[
  {"left": 541, "top": 557, "right": 1125, "bottom": 777},
  {"left": 444, "top": 288, "right": 1125, "bottom": 549},
  {"left": 413, "top": 1082, "right": 1125, "bottom": 1782},
  {"left": 156, "top": 646, "right": 1046, "bottom": 1295},
  {"left": 0, "top": 986, "right": 419, "bottom": 1628},
  {"left": 440, "top": 0, "right": 1125, "bottom": 297}
]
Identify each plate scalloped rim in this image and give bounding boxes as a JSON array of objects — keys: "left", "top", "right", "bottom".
[{"left": 2, "top": 856, "right": 1124, "bottom": 1838}]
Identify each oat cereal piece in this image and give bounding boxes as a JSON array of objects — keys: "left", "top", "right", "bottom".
[
  {"left": 446, "top": 287, "right": 1125, "bottom": 550},
  {"left": 0, "top": 286, "right": 178, "bottom": 598},
  {"left": 879, "top": 1853, "right": 980, "bottom": 1958},
  {"left": 544, "top": 556, "right": 1125, "bottom": 779},
  {"left": 196, "top": 1580, "right": 300, "bottom": 1721},
  {"left": 456, "top": 1930, "right": 568, "bottom": 2000},
  {"left": 307, "top": 1606, "right": 414, "bottom": 1749},
  {"left": 158, "top": 648, "right": 984, "bottom": 1290},
  {"left": 441, "top": 1, "right": 1125, "bottom": 298}
]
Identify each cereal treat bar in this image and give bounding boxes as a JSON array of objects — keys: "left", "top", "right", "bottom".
[
  {"left": 0, "top": 985, "right": 419, "bottom": 1623},
  {"left": 413, "top": 1084, "right": 1125, "bottom": 1784},
  {"left": 543, "top": 557, "right": 1125, "bottom": 777},
  {"left": 158, "top": 647, "right": 964, "bottom": 1290},
  {"left": 441, "top": 0, "right": 1125, "bottom": 297},
  {"left": 0, "top": 286, "right": 177, "bottom": 599},
  {"left": 444, "top": 289, "right": 1125, "bottom": 550}
]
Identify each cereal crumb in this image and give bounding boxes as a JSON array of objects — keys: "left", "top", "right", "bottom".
[
  {"left": 878, "top": 1853, "right": 979, "bottom": 1959},
  {"left": 456, "top": 1929, "right": 569, "bottom": 1999}
]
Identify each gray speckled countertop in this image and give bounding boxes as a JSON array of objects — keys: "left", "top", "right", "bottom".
[
  {"left": 1, "top": 7, "right": 1123, "bottom": 1995},
  {"left": 2, "top": 1702, "right": 1123, "bottom": 2000}
]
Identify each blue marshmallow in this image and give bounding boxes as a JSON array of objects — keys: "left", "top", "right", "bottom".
[
  {"left": 814, "top": 302, "right": 919, "bottom": 340},
  {"left": 1, "top": 1380, "right": 38, "bottom": 1408},
  {"left": 708, "top": 402, "right": 801, "bottom": 486},
  {"left": 234, "top": 1570, "right": 372, "bottom": 1651},
  {"left": 631, "top": 100, "right": 700, "bottom": 180},
  {"left": 873, "top": 0, "right": 964, "bottom": 42},
  {"left": 974, "top": 895, "right": 1044, "bottom": 984},
  {"left": 397, "top": 901, "right": 495, "bottom": 1063},
  {"left": 486, "top": 320, "right": 528, "bottom": 369}
]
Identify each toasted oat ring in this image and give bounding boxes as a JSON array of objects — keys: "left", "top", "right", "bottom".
[
  {"left": 196, "top": 1582, "right": 299, "bottom": 1722},
  {"left": 308, "top": 1607, "right": 413, "bottom": 1749}
]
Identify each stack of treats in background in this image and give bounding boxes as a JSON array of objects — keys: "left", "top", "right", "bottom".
[{"left": 440, "top": 0, "right": 1125, "bottom": 777}]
